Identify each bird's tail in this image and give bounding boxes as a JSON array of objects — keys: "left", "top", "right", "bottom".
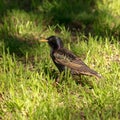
[
  {"left": 94, "top": 73, "right": 102, "bottom": 79},
  {"left": 88, "top": 69, "right": 102, "bottom": 79}
]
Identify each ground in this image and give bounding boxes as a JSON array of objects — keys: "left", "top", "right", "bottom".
[{"left": 0, "top": 0, "right": 120, "bottom": 120}]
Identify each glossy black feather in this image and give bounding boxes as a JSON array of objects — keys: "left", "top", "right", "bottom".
[{"left": 46, "top": 36, "right": 101, "bottom": 79}]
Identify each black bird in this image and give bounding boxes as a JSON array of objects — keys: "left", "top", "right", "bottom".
[{"left": 40, "top": 36, "right": 101, "bottom": 79}]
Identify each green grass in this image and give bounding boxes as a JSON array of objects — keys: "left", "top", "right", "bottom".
[
  {"left": 0, "top": 0, "right": 120, "bottom": 120},
  {"left": 0, "top": 36, "right": 120, "bottom": 120}
]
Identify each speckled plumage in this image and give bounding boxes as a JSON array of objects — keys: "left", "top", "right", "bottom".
[{"left": 41, "top": 36, "right": 101, "bottom": 79}]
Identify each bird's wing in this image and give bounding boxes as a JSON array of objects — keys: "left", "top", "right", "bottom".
[
  {"left": 54, "top": 49, "right": 101, "bottom": 78},
  {"left": 54, "top": 49, "right": 89, "bottom": 70}
]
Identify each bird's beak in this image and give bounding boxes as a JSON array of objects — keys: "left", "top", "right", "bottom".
[{"left": 39, "top": 39, "right": 48, "bottom": 42}]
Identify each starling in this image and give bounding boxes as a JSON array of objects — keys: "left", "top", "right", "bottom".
[{"left": 40, "top": 36, "right": 101, "bottom": 79}]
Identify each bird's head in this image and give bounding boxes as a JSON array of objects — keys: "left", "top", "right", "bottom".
[{"left": 40, "top": 36, "right": 64, "bottom": 50}]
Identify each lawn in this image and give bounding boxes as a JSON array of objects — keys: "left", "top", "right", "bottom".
[{"left": 0, "top": 0, "right": 120, "bottom": 120}]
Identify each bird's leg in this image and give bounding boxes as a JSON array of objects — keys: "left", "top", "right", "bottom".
[
  {"left": 53, "top": 76, "right": 59, "bottom": 87},
  {"left": 73, "top": 75, "right": 83, "bottom": 85},
  {"left": 55, "top": 76, "right": 60, "bottom": 83},
  {"left": 53, "top": 72, "right": 63, "bottom": 86},
  {"left": 55, "top": 71, "right": 65, "bottom": 84}
]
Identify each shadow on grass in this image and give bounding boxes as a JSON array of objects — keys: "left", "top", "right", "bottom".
[
  {"left": 0, "top": 0, "right": 120, "bottom": 38},
  {"left": 1, "top": 34, "right": 37, "bottom": 57}
]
